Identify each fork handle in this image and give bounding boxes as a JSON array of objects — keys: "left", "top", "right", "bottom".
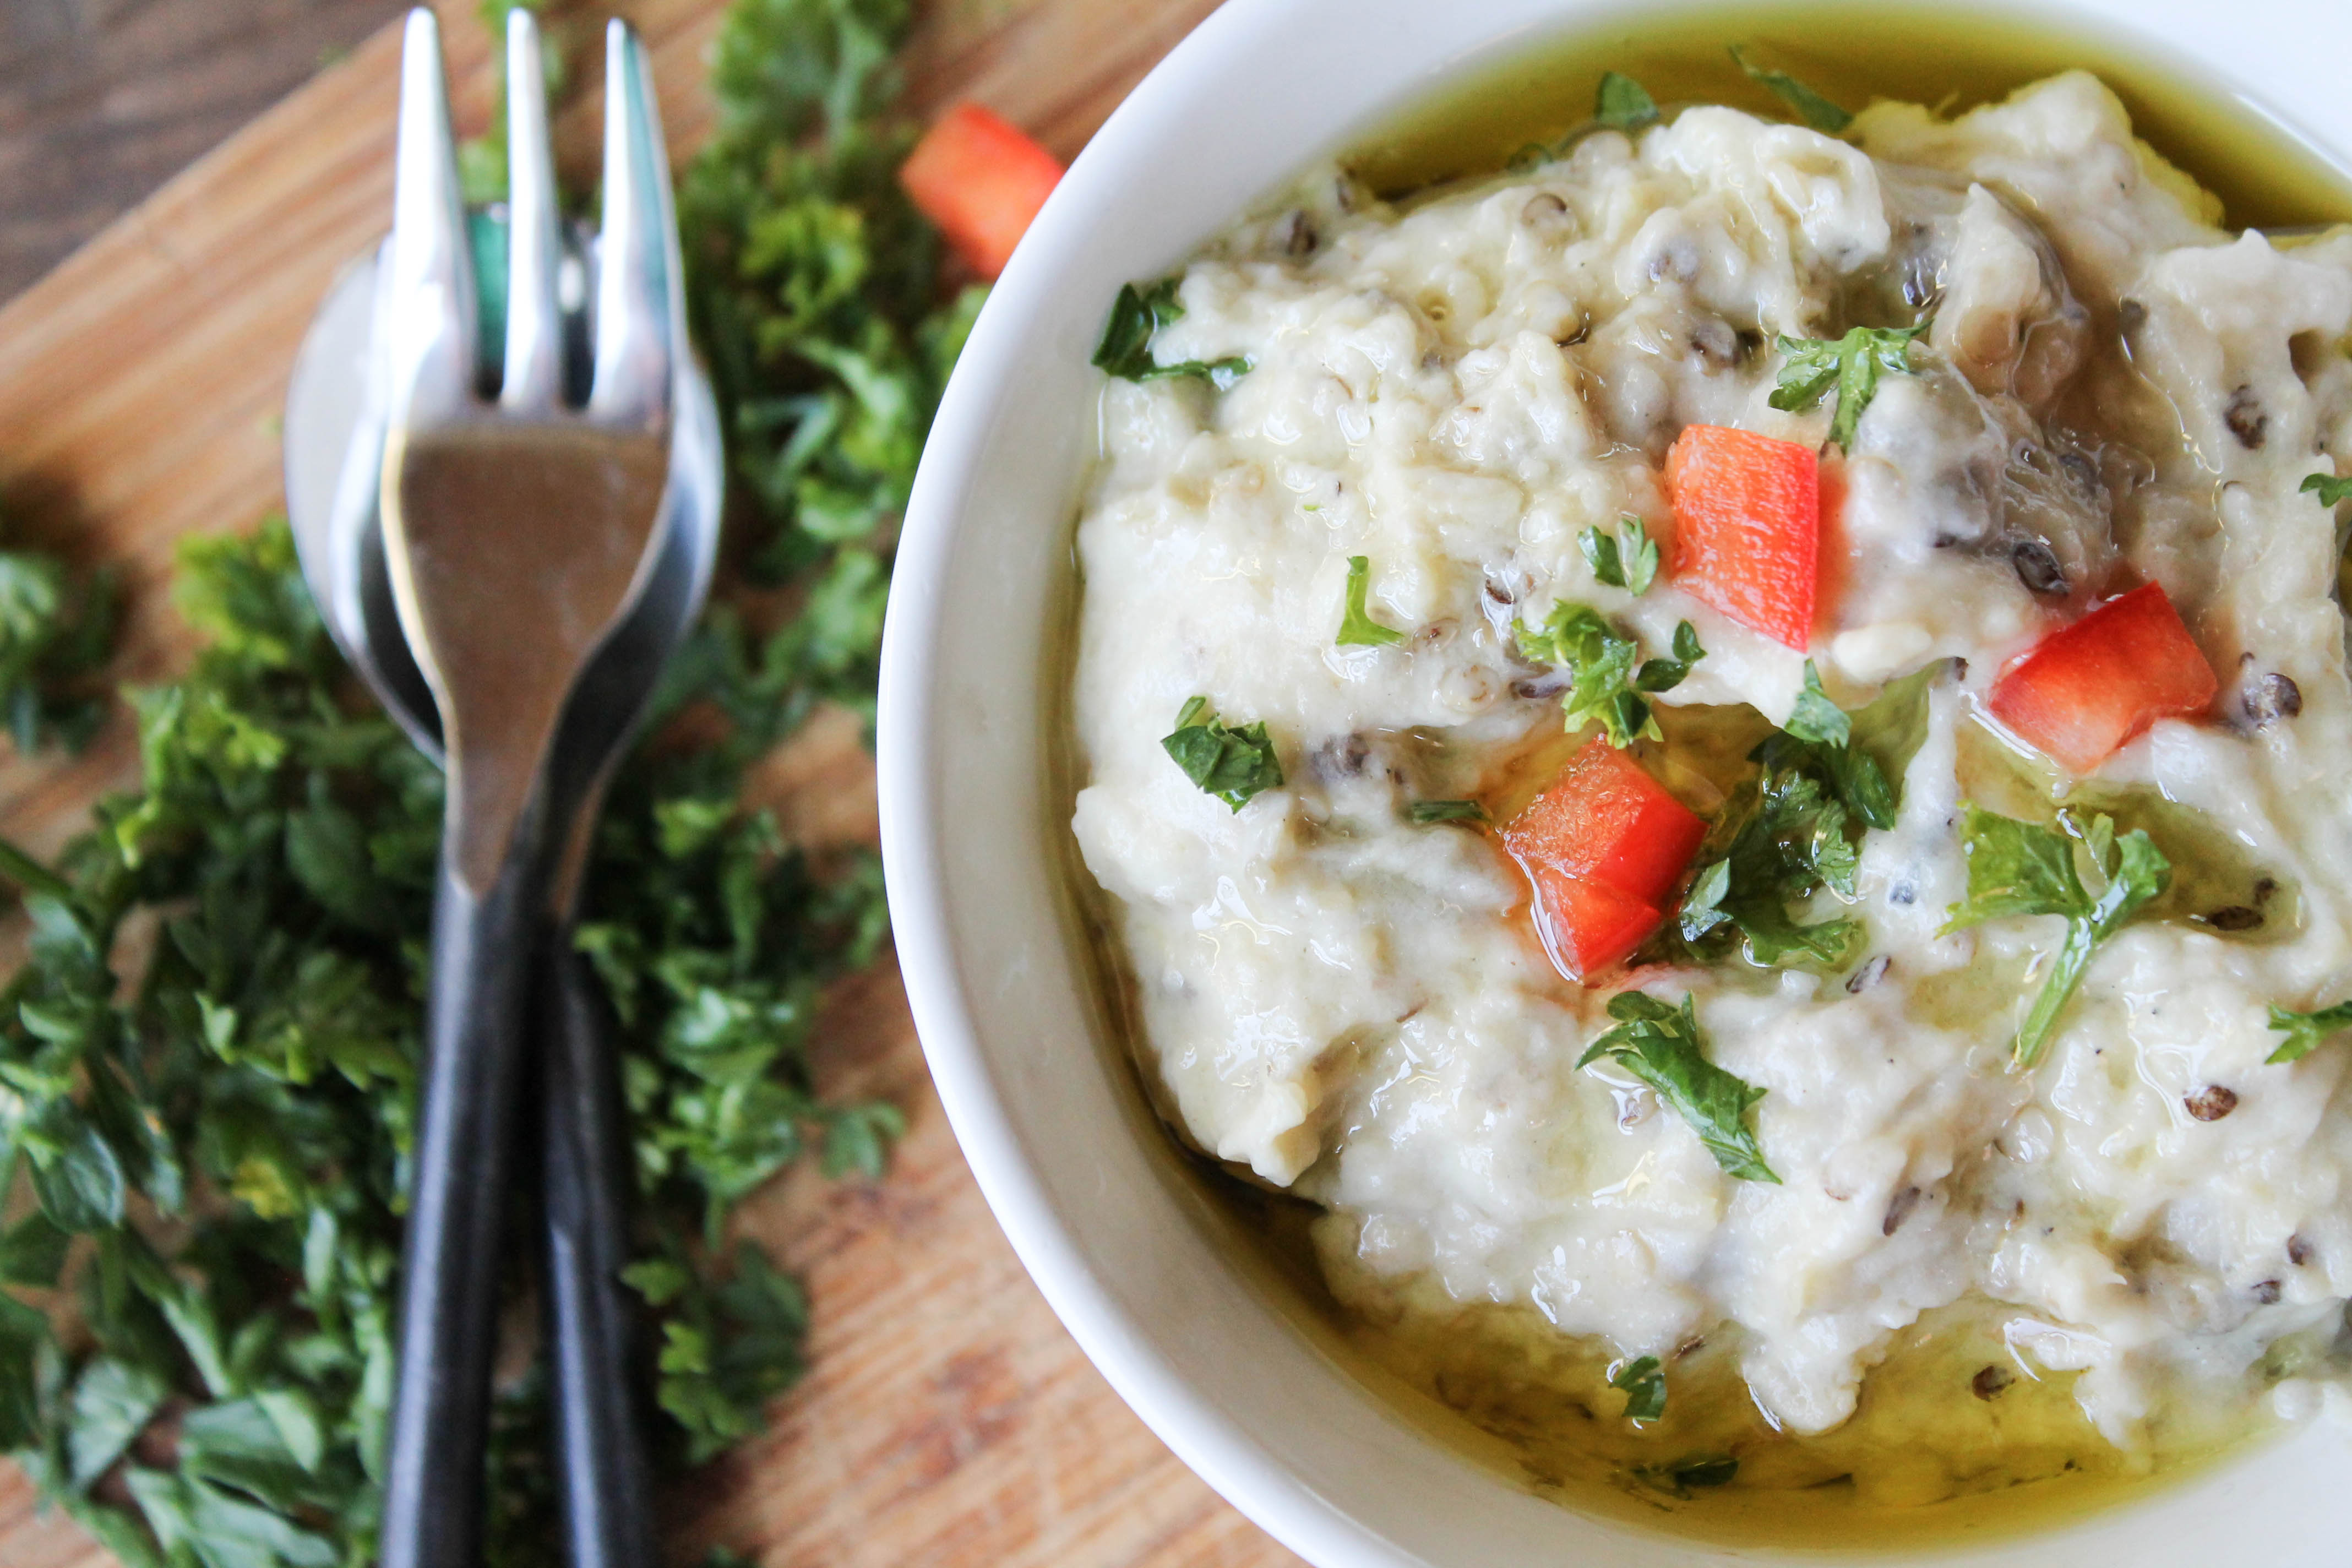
[
  {"left": 380, "top": 850, "right": 540, "bottom": 1568},
  {"left": 540, "top": 936, "right": 658, "bottom": 1568}
]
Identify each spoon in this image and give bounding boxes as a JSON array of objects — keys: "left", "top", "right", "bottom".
[{"left": 281, "top": 14, "right": 720, "bottom": 1568}]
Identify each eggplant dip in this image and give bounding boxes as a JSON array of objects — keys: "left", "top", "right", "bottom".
[{"left": 1066, "top": 68, "right": 2352, "bottom": 1484}]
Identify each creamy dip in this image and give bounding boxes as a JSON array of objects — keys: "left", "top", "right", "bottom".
[{"left": 1067, "top": 72, "right": 2352, "bottom": 1476}]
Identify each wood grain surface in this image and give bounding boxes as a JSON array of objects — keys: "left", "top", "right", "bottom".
[
  {"left": 0, "top": 0, "right": 415, "bottom": 303},
  {"left": 0, "top": 2, "right": 1305, "bottom": 1564}
]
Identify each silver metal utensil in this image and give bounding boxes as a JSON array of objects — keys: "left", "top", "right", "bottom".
[
  {"left": 287, "top": 236, "right": 720, "bottom": 1568},
  {"left": 297, "top": 13, "right": 710, "bottom": 1568}
]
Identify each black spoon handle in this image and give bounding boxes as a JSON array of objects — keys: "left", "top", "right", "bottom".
[
  {"left": 379, "top": 851, "right": 540, "bottom": 1568},
  {"left": 540, "top": 934, "right": 658, "bottom": 1568}
]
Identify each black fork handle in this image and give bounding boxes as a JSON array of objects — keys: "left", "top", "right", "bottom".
[
  {"left": 540, "top": 934, "right": 658, "bottom": 1568},
  {"left": 379, "top": 851, "right": 539, "bottom": 1568}
]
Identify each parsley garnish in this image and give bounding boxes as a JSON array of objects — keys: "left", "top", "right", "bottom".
[
  {"left": 1769, "top": 323, "right": 1930, "bottom": 450},
  {"left": 1676, "top": 764, "right": 1861, "bottom": 966},
  {"left": 1729, "top": 45, "right": 1852, "bottom": 133},
  {"left": 1676, "top": 662, "right": 1917, "bottom": 968},
  {"left": 1609, "top": 1355, "right": 1667, "bottom": 1422},
  {"left": 1408, "top": 799, "right": 1487, "bottom": 825},
  {"left": 1578, "top": 992, "right": 1780, "bottom": 1182},
  {"left": 1941, "top": 806, "right": 2171, "bottom": 1066},
  {"left": 1580, "top": 515, "right": 1659, "bottom": 596},
  {"left": 1092, "top": 278, "right": 1253, "bottom": 390},
  {"left": 1336, "top": 555, "right": 1407, "bottom": 646},
  {"left": 2302, "top": 472, "right": 2352, "bottom": 507},
  {"left": 1516, "top": 603, "right": 1702, "bottom": 747},
  {"left": 1782, "top": 656, "right": 1850, "bottom": 745},
  {"left": 1595, "top": 71, "right": 1660, "bottom": 132},
  {"left": 1638, "top": 1455, "right": 1740, "bottom": 1496},
  {"left": 2267, "top": 1000, "right": 2352, "bottom": 1064},
  {"left": 1756, "top": 660, "right": 1899, "bottom": 830},
  {"left": 0, "top": 522, "right": 114, "bottom": 753},
  {"left": 1162, "top": 696, "right": 1284, "bottom": 810}
]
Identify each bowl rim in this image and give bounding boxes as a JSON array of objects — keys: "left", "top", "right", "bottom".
[{"left": 878, "top": 1, "right": 2352, "bottom": 1562}]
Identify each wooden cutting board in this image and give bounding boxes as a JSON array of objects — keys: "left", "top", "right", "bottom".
[{"left": 0, "top": 2, "right": 1308, "bottom": 1564}]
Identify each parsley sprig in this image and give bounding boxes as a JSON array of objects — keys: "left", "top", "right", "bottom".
[
  {"left": 1676, "top": 662, "right": 1915, "bottom": 968},
  {"left": 1638, "top": 1455, "right": 1740, "bottom": 1496},
  {"left": 1770, "top": 322, "right": 1930, "bottom": 450},
  {"left": 1579, "top": 515, "right": 1659, "bottom": 596},
  {"left": 1729, "top": 45, "right": 1852, "bottom": 134},
  {"left": 1594, "top": 72, "right": 1660, "bottom": 132},
  {"left": 2302, "top": 472, "right": 2352, "bottom": 507},
  {"left": 1579, "top": 992, "right": 1779, "bottom": 1182},
  {"left": 1092, "top": 279, "right": 1253, "bottom": 390},
  {"left": 1336, "top": 555, "right": 1407, "bottom": 647},
  {"left": 2266, "top": 1000, "right": 2352, "bottom": 1064},
  {"left": 1515, "top": 602, "right": 1702, "bottom": 747},
  {"left": 1942, "top": 806, "right": 2171, "bottom": 1066},
  {"left": 0, "top": 516, "right": 115, "bottom": 753},
  {"left": 1609, "top": 1354, "right": 1667, "bottom": 1422},
  {"left": 1162, "top": 697, "right": 1284, "bottom": 811}
]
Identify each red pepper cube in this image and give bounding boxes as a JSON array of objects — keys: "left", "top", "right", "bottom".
[
  {"left": 1524, "top": 867, "right": 1662, "bottom": 982},
  {"left": 1504, "top": 737, "right": 1707, "bottom": 905},
  {"left": 1502, "top": 738, "right": 1706, "bottom": 982},
  {"left": 1986, "top": 581, "right": 2218, "bottom": 774},
  {"left": 899, "top": 104, "right": 1065, "bottom": 280},
  {"left": 1665, "top": 424, "right": 1821, "bottom": 650}
]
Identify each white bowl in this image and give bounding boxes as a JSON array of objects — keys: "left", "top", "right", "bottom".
[{"left": 876, "top": 1, "right": 2352, "bottom": 1561}]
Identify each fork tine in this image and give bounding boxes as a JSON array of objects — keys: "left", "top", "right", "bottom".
[
  {"left": 500, "top": 8, "right": 564, "bottom": 410},
  {"left": 586, "top": 20, "right": 678, "bottom": 428},
  {"left": 383, "top": 9, "right": 477, "bottom": 427}
]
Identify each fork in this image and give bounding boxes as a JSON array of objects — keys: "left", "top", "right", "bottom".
[{"left": 373, "top": 14, "right": 683, "bottom": 1568}]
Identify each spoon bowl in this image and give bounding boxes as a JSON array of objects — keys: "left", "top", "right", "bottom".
[{"left": 284, "top": 232, "right": 722, "bottom": 808}]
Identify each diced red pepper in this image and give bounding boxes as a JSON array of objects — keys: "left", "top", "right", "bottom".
[
  {"left": 1505, "top": 739, "right": 1707, "bottom": 903},
  {"left": 1665, "top": 424, "right": 1820, "bottom": 650},
  {"left": 898, "top": 103, "right": 1065, "bottom": 280},
  {"left": 1986, "top": 581, "right": 2218, "bottom": 773},
  {"left": 1503, "top": 738, "right": 1706, "bottom": 982},
  {"left": 1525, "top": 867, "right": 1662, "bottom": 981}
]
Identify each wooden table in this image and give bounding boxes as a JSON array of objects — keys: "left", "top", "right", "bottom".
[{"left": 0, "top": 3, "right": 1305, "bottom": 1564}]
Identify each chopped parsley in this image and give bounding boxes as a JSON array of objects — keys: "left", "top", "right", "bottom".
[
  {"left": 1676, "top": 763, "right": 1862, "bottom": 967},
  {"left": 1336, "top": 555, "right": 1407, "bottom": 646},
  {"left": 1782, "top": 658, "right": 1850, "bottom": 745},
  {"left": 0, "top": 0, "right": 964, "bottom": 1559},
  {"left": 1408, "top": 799, "right": 1488, "bottom": 825},
  {"left": 1594, "top": 71, "right": 1660, "bottom": 132},
  {"left": 1638, "top": 1455, "right": 1740, "bottom": 1496},
  {"left": 1729, "top": 45, "right": 1852, "bottom": 134},
  {"left": 1675, "top": 662, "right": 1925, "bottom": 970},
  {"left": 1770, "top": 322, "right": 1931, "bottom": 450},
  {"left": 1941, "top": 806, "right": 2171, "bottom": 1066},
  {"left": 2302, "top": 472, "right": 2352, "bottom": 507},
  {"left": 684, "top": 0, "right": 986, "bottom": 589},
  {"left": 1755, "top": 660, "right": 1901, "bottom": 830},
  {"left": 1162, "top": 697, "right": 1284, "bottom": 811},
  {"left": 2267, "top": 1000, "right": 2352, "bottom": 1064},
  {"left": 0, "top": 519, "right": 115, "bottom": 753},
  {"left": 1092, "top": 278, "right": 1253, "bottom": 390},
  {"left": 1516, "top": 602, "right": 1702, "bottom": 747},
  {"left": 1578, "top": 992, "right": 1779, "bottom": 1183},
  {"left": 1608, "top": 1354, "right": 1667, "bottom": 1422},
  {"left": 1579, "top": 515, "right": 1659, "bottom": 596}
]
